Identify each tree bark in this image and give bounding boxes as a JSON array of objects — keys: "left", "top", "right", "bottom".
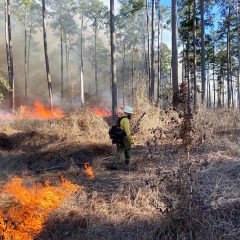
[
  {"left": 193, "top": 0, "right": 197, "bottom": 110},
  {"left": 150, "top": 0, "right": 155, "bottom": 102},
  {"left": 171, "top": 0, "right": 179, "bottom": 107},
  {"left": 146, "top": 0, "right": 151, "bottom": 98},
  {"left": 42, "top": 0, "right": 53, "bottom": 109},
  {"left": 94, "top": 23, "right": 98, "bottom": 98},
  {"left": 226, "top": 5, "right": 231, "bottom": 108},
  {"left": 157, "top": 1, "right": 161, "bottom": 105},
  {"left": 80, "top": 14, "right": 85, "bottom": 106},
  {"left": 24, "top": 6, "right": 28, "bottom": 100},
  {"left": 200, "top": 0, "right": 206, "bottom": 104},
  {"left": 5, "top": 0, "right": 15, "bottom": 111},
  {"left": 110, "top": 0, "right": 117, "bottom": 117},
  {"left": 237, "top": 0, "right": 240, "bottom": 109}
]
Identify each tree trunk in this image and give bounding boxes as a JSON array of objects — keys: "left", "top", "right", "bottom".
[
  {"left": 110, "top": 0, "right": 117, "bottom": 117},
  {"left": 200, "top": 0, "right": 206, "bottom": 104},
  {"left": 42, "top": 0, "right": 53, "bottom": 109},
  {"left": 193, "top": 0, "right": 197, "bottom": 110},
  {"left": 227, "top": 6, "right": 231, "bottom": 108},
  {"left": 64, "top": 31, "right": 69, "bottom": 90},
  {"left": 24, "top": 6, "right": 28, "bottom": 100},
  {"left": 171, "top": 0, "right": 179, "bottom": 107},
  {"left": 60, "top": 24, "right": 64, "bottom": 100},
  {"left": 94, "top": 23, "right": 98, "bottom": 98},
  {"left": 123, "top": 40, "right": 126, "bottom": 107},
  {"left": 80, "top": 14, "right": 84, "bottom": 106},
  {"left": 5, "top": 0, "right": 15, "bottom": 111},
  {"left": 213, "top": 61, "right": 216, "bottom": 108},
  {"left": 27, "top": 18, "right": 33, "bottom": 89},
  {"left": 238, "top": 0, "right": 240, "bottom": 109},
  {"left": 146, "top": 0, "right": 151, "bottom": 98},
  {"left": 150, "top": 0, "right": 155, "bottom": 102},
  {"left": 157, "top": 1, "right": 161, "bottom": 105}
]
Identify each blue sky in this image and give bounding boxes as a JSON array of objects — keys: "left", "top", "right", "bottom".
[{"left": 101, "top": 0, "right": 172, "bottom": 48}]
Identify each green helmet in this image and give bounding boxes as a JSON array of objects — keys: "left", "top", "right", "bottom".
[{"left": 124, "top": 106, "right": 133, "bottom": 114}]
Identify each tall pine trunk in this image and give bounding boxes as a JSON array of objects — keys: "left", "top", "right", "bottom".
[
  {"left": 80, "top": 15, "right": 84, "bottom": 106},
  {"left": 193, "top": 0, "right": 197, "bottom": 110},
  {"left": 110, "top": 0, "right": 117, "bottom": 116},
  {"left": 5, "top": 0, "right": 15, "bottom": 111},
  {"left": 200, "top": 0, "right": 206, "bottom": 104},
  {"left": 157, "top": 1, "right": 161, "bottom": 105},
  {"left": 238, "top": 0, "right": 240, "bottom": 109},
  {"left": 42, "top": 0, "right": 53, "bottom": 109},
  {"left": 150, "top": 0, "right": 155, "bottom": 102},
  {"left": 171, "top": 0, "right": 179, "bottom": 107},
  {"left": 226, "top": 5, "right": 231, "bottom": 108},
  {"left": 24, "top": 6, "right": 28, "bottom": 100},
  {"left": 94, "top": 23, "right": 98, "bottom": 98},
  {"left": 146, "top": 0, "right": 151, "bottom": 98}
]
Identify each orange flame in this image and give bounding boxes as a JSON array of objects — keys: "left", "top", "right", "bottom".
[
  {"left": 84, "top": 163, "right": 95, "bottom": 180},
  {"left": 0, "top": 177, "right": 78, "bottom": 239},
  {"left": 90, "top": 107, "right": 111, "bottom": 117},
  {"left": 0, "top": 101, "right": 64, "bottom": 121}
]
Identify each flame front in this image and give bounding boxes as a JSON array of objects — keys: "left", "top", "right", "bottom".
[
  {"left": 0, "top": 101, "right": 64, "bottom": 121},
  {"left": 0, "top": 177, "right": 78, "bottom": 239},
  {"left": 90, "top": 107, "right": 111, "bottom": 117},
  {"left": 84, "top": 163, "right": 95, "bottom": 180}
]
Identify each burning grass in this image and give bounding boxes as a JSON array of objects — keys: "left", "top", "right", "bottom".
[{"left": 0, "top": 176, "right": 78, "bottom": 240}]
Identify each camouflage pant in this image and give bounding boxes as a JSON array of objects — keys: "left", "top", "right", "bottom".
[{"left": 112, "top": 136, "right": 131, "bottom": 166}]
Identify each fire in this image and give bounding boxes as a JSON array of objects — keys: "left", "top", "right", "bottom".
[
  {"left": 0, "top": 176, "right": 78, "bottom": 239},
  {"left": 0, "top": 101, "right": 64, "bottom": 121},
  {"left": 84, "top": 163, "right": 95, "bottom": 180},
  {"left": 90, "top": 107, "right": 111, "bottom": 117}
]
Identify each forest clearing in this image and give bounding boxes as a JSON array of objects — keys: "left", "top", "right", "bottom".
[{"left": 1, "top": 0, "right": 240, "bottom": 239}]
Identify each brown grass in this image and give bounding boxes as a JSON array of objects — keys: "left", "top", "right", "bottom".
[{"left": 0, "top": 107, "right": 239, "bottom": 239}]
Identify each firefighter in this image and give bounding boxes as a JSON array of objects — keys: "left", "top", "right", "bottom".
[{"left": 111, "top": 106, "right": 134, "bottom": 170}]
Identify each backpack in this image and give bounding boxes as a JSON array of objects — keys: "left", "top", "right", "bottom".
[{"left": 108, "top": 116, "right": 127, "bottom": 144}]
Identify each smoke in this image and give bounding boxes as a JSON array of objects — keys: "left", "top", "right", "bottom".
[{"left": 0, "top": 7, "right": 112, "bottom": 110}]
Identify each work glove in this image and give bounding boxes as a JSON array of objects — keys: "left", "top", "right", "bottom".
[{"left": 129, "top": 136, "right": 134, "bottom": 145}]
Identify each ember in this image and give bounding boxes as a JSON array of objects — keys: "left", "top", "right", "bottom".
[
  {"left": 84, "top": 163, "right": 95, "bottom": 180},
  {"left": 0, "top": 177, "right": 78, "bottom": 239}
]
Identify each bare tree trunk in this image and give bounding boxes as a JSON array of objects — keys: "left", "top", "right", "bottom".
[
  {"left": 238, "top": 0, "right": 240, "bottom": 109},
  {"left": 200, "top": 0, "right": 206, "bottom": 104},
  {"left": 213, "top": 61, "right": 216, "bottom": 108},
  {"left": 110, "top": 0, "right": 117, "bottom": 116},
  {"left": 24, "top": 6, "right": 28, "bottom": 100},
  {"left": 150, "top": 0, "right": 155, "bottom": 102},
  {"left": 94, "top": 23, "right": 98, "bottom": 98},
  {"left": 5, "top": 0, "right": 15, "bottom": 111},
  {"left": 227, "top": 6, "right": 231, "bottom": 108},
  {"left": 27, "top": 18, "right": 32, "bottom": 89},
  {"left": 157, "top": 1, "right": 161, "bottom": 105},
  {"left": 64, "top": 31, "right": 69, "bottom": 90},
  {"left": 42, "top": 0, "right": 53, "bottom": 109},
  {"left": 80, "top": 15, "right": 84, "bottom": 106},
  {"left": 172, "top": 0, "right": 179, "bottom": 107},
  {"left": 60, "top": 24, "right": 64, "bottom": 100},
  {"left": 123, "top": 40, "right": 126, "bottom": 107},
  {"left": 193, "top": 0, "right": 197, "bottom": 110},
  {"left": 146, "top": 0, "right": 151, "bottom": 98}
]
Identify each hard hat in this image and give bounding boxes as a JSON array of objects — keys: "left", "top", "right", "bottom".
[{"left": 124, "top": 106, "right": 133, "bottom": 114}]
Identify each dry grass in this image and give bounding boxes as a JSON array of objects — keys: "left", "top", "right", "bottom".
[{"left": 0, "top": 107, "right": 240, "bottom": 239}]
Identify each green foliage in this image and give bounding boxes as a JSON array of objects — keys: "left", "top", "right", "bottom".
[{"left": 0, "top": 75, "right": 11, "bottom": 101}]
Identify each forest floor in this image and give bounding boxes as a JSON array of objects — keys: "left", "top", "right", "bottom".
[{"left": 0, "top": 106, "right": 239, "bottom": 240}]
